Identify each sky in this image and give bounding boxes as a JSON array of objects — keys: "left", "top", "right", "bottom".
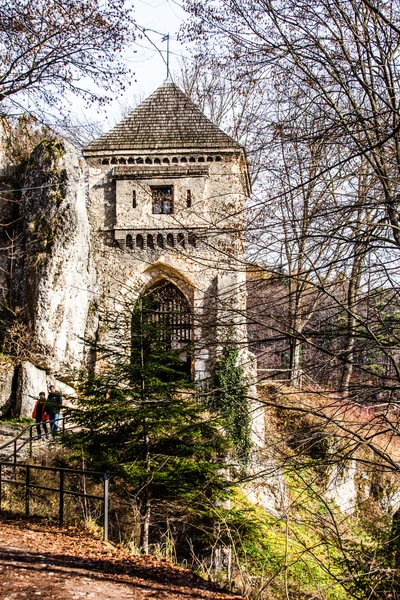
[
  {"left": 130, "top": 0, "right": 186, "bottom": 94},
  {"left": 75, "top": 0, "right": 188, "bottom": 132}
]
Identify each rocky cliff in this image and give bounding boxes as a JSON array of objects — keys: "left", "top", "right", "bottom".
[{"left": 0, "top": 138, "right": 94, "bottom": 416}]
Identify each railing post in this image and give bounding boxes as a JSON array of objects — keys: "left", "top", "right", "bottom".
[
  {"left": 13, "top": 439, "right": 17, "bottom": 466},
  {"left": 25, "top": 466, "right": 30, "bottom": 517},
  {"left": 103, "top": 474, "right": 109, "bottom": 542},
  {"left": 29, "top": 425, "right": 33, "bottom": 458},
  {"left": 59, "top": 470, "right": 64, "bottom": 525},
  {"left": 0, "top": 464, "right": 2, "bottom": 511},
  {"left": 62, "top": 418, "right": 65, "bottom": 434}
]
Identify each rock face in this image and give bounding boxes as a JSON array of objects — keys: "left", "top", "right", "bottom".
[
  {"left": 14, "top": 361, "right": 77, "bottom": 418},
  {"left": 15, "top": 361, "right": 47, "bottom": 417},
  {"left": 244, "top": 455, "right": 287, "bottom": 516},
  {"left": 325, "top": 461, "right": 358, "bottom": 514},
  {"left": 0, "top": 355, "right": 14, "bottom": 416},
  {"left": 15, "top": 140, "right": 94, "bottom": 375}
]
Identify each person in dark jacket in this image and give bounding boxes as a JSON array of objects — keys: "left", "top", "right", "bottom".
[
  {"left": 32, "top": 392, "right": 49, "bottom": 437},
  {"left": 47, "top": 384, "right": 63, "bottom": 434}
]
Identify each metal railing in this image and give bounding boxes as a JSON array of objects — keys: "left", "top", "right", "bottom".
[
  {"left": 0, "top": 462, "right": 109, "bottom": 541},
  {"left": 0, "top": 418, "right": 67, "bottom": 464},
  {"left": 257, "top": 368, "right": 303, "bottom": 389}
]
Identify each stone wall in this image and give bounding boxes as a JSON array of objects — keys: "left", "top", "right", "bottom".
[{"left": 85, "top": 150, "right": 249, "bottom": 379}]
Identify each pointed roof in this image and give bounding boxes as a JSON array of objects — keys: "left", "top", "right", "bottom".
[{"left": 83, "top": 82, "right": 241, "bottom": 154}]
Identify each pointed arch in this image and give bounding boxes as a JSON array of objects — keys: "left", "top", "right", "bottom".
[
  {"left": 140, "top": 280, "right": 192, "bottom": 344},
  {"left": 140, "top": 263, "right": 194, "bottom": 306},
  {"left": 134, "top": 267, "right": 194, "bottom": 377}
]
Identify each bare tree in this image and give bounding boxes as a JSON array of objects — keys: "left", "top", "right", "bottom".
[
  {"left": 0, "top": 0, "right": 136, "bottom": 113},
  {"left": 184, "top": 0, "right": 400, "bottom": 248},
  {"left": 177, "top": 57, "right": 272, "bottom": 184},
  {"left": 182, "top": 0, "right": 400, "bottom": 399}
]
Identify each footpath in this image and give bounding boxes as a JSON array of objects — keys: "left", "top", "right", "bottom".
[{"left": 0, "top": 517, "right": 240, "bottom": 600}]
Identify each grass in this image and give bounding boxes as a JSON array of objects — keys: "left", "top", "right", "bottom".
[
  {"left": 0, "top": 417, "right": 34, "bottom": 426},
  {"left": 226, "top": 489, "right": 351, "bottom": 600}
]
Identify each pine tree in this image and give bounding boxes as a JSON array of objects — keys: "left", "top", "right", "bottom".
[{"left": 63, "top": 299, "right": 230, "bottom": 552}]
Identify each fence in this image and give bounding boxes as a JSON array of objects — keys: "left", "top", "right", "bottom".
[
  {"left": 257, "top": 368, "right": 303, "bottom": 388},
  {"left": 0, "top": 462, "right": 109, "bottom": 541},
  {"left": 0, "top": 418, "right": 66, "bottom": 464}
]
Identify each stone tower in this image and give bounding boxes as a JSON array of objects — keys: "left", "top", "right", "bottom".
[{"left": 83, "top": 82, "right": 251, "bottom": 379}]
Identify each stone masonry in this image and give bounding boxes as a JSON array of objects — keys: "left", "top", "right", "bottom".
[{"left": 83, "top": 81, "right": 251, "bottom": 380}]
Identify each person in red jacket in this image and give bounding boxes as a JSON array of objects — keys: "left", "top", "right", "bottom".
[{"left": 32, "top": 392, "right": 49, "bottom": 437}]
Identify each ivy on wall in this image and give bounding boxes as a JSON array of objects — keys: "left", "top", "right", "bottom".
[{"left": 210, "top": 344, "right": 251, "bottom": 465}]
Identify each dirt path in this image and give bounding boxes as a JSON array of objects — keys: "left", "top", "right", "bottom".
[{"left": 0, "top": 517, "right": 240, "bottom": 600}]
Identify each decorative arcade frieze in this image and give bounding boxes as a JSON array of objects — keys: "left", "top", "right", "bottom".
[{"left": 114, "top": 229, "right": 205, "bottom": 252}]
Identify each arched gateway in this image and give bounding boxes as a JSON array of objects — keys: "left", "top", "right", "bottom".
[
  {"left": 140, "top": 281, "right": 192, "bottom": 345},
  {"left": 135, "top": 280, "right": 192, "bottom": 375}
]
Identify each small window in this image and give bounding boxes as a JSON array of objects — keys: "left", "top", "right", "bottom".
[
  {"left": 215, "top": 156, "right": 222, "bottom": 162},
  {"left": 180, "top": 157, "right": 187, "bottom": 163},
  {"left": 145, "top": 157, "right": 152, "bottom": 164},
  {"left": 132, "top": 190, "right": 136, "bottom": 208},
  {"left": 147, "top": 234, "right": 154, "bottom": 249},
  {"left": 172, "top": 157, "right": 178, "bottom": 163},
  {"left": 167, "top": 233, "right": 174, "bottom": 247},
  {"left": 136, "top": 157, "right": 144, "bottom": 164},
  {"left": 163, "top": 157, "right": 170, "bottom": 164},
  {"left": 189, "top": 157, "right": 196, "bottom": 163},
  {"left": 126, "top": 234, "right": 133, "bottom": 249},
  {"left": 188, "top": 233, "right": 196, "bottom": 248},
  {"left": 101, "top": 158, "right": 109, "bottom": 165},
  {"left": 157, "top": 234, "right": 164, "bottom": 248},
  {"left": 136, "top": 234, "right": 144, "bottom": 249},
  {"left": 152, "top": 186, "right": 173, "bottom": 214},
  {"left": 177, "top": 233, "right": 185, "bottom": 248},
  {"left": 111, "top": 157, "right": 118, "bottom": 165},
  {"left": 128, "top": 157, "right": 135, "bottom": 164},
  {"left": 119, "top": 157, "right": 126, "bottom": 164},
  {"left": 207, "top": 156, "right": 213, "bottom": 162},
  {"left": 198, "top": 156, "right": 205, "bottom": 163},
  {"left": 154, "top": 158, "right": 161, "bottom": 164},
  {"left": 186, "top": 190, "right": 192, "bottom": 208}
]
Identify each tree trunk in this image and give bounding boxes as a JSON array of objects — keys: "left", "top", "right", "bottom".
[
  {"left": 139, "top": 298, "right": 151, "bottom": 554},
  {"left": 142, "top": 489, "right": 151, "bottom": 554},
  {"left": 290, "top": 335, "right": 302, "bottom": 388},
  {"left": 341, "top": 200, "right": 367, "bottom": 397}
]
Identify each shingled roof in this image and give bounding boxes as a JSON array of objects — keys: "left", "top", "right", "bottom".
[{"left": 84, "top": 82, "right": 241, "bottom": 153}]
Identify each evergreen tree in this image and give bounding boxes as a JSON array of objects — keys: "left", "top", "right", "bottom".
[{"left": 63, "top": 299, "right": 230, "bottom": 552}]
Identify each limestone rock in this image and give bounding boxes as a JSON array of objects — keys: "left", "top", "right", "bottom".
[
  {"left": 16, "top": 139, "right": 94, "bottom": 374},
  {"left": 14, "top": 361, "right": 77, "bottom": 418},
  {"left": 16, "top": 361, "right": 47, "bottom": 417},
  {"left": 0, "top": 355, "right": 15, "bottom": 416},
  {"left": 325, "top": 461, "right": 358, "bottom": 514},
  {"left": 244, "top": 452, "right": 287, "bottom": 516}
]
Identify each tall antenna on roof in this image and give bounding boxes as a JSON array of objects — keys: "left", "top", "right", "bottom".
[{"left": 162, "top": 34, "right": 171, "bottom": 81}]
